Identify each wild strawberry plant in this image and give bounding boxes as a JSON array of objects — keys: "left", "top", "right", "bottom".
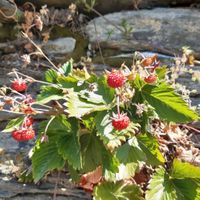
[{"left": 1, "top": 52, "right": 200, "bottom": 200}]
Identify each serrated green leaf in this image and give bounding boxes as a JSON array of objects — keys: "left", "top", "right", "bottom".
[
  {"left": 173, "top": 178, "right": 200, "bottom": 200},
  {"left": 156, "top": 66, "right": 168, "bottom": 80},
  {"left": 36, "top": 86, "right": 64, "bottom": 104},
  {"left": 3, "top": 116, "right": 25, "bottom": 132},
  {"left": 58, "top": 59, "right": 73, "bottom": 76},
  {"left": 94, "top": 181, "right": 143, "bottom": 200},
  {"left": 57, "top": 118, "right": 82, "bottom": 170},
  {"left": 116, "top": 162, "right": 138, "bottom": 180},
  {"left": 64, "top": 90, "right": 108, "bottom": 118},
  {"left": 146, "top": 167, "right": 177, "bottom": 200},
  {"left": 96, "top": 76, "right": 115, "bottom": 104},
  {"left": 171, "top": 159, "right": 200, "bottom": 179},
  {"left": 45, "top": 69, "right": 58, "bottom": 83},
  {"left": 95, "top": 110, "right": 113, "bottom": 140},
  {"left": 79, "top": 90, "right": 106, "bottom": 104},
  {"left": 133, "top": 74, "right": 146, "bottom": 90},
  {"left": 116, "top": 137, "right": 146, "bottom": 164},
  {"left": 57, "top": 76, "right": 86, "bottom": 92},
  {"left": 142, "top": 82, "right": 199, "bottom": 122},
  {"left": 80, "top": 133, "right": 119, "bottom": 179},
  {"left": 32, "top": 141, "right": 65, "bottom": 182},
  {"left": 39, "top": 115, "right": 71, "bottom": 138},
  {"left": 138, "top": 133, "right": 165, "bottom": 166}
]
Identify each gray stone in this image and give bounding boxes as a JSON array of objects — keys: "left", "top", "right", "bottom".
[
  {"left": 43, "top": 37, "right": 76, "bottom": 55},
  {"left": 86, "top": 8, "right": 200, "bottom": 57}
]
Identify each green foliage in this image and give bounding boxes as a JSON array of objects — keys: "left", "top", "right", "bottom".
[
  {"left": 36, "top": 86, "right": 64, "bottom": 104},
  {"left": 146, "top": 163, "right": 200, "bottom": 200},
  {"left": 3, "top": 116, "right": 25, "bottom": 132},
  {"left": 138, "top": 133, "right": 165, "bottom": 166},
  {"left": 57, "top": 118, "right": 82, "bottom": 170},
  {"left": 32, "top": 140, "right": 65, "bottom": 182},
  {"left": 141, "top": 82, "right": 199, "bottom": 122},
  {"left": 5, "top": 57, "right": 200, "bottom": 200},
  {"left": 65, "top": 90, "right": 108, "bottom": 118},
  {"left": 171, "top": 159, "right": 200, "bottom": 179},
  {"left": 146, "top": 167, "right": 177, "bottom": 200},
  {"left": 94, "top": 181, "right": 143, "bottom": 200}
]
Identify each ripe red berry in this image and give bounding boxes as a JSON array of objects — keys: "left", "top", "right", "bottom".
[
  {"left": 144, "top": 75, "right": 157, "bottom": 84},
  {"left": 11, "top": 79, "right": 27, "bottom": 92},
  {"left": 12, "top": 128, "right": 35, "bottom": 142},
  {"left": 107, "top": 70, "right": 126, "bottom": 88},
  {"left": 22, "top": 117, "right": 34, "bottom": 127},
  {"left": 112, "top": 113, "right": 130, "bottom": 130}
]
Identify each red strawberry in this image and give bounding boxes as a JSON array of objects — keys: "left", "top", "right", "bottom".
[
  {"left": 22, "top": 117, "right": 34, "bottom": 127},
  {"left": 144, "top": 75, "right": 157, "bottom": 84},
  {"left": 11, "top": 78, "right": 27, "bottom": 92},
  {"left": 112, "top": 113, "right": 130, "bottom": 130},
  {"left": 107, "top": 70, "right": 126, "bottom": 88},
  {"left": 12, "top": 128, "right": 35, "bottom": 142}
]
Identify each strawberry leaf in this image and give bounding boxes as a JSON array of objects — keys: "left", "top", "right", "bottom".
[
  {"left": 138, "top": 133, "right": 165, "bottom": 166},
  {"left": 64, "top": 90, "right": 108, "bottom": 118},
  {"left": 170, "top": 159, "right": 200, "bottom": 179},
  {"left": 36, "top": 86, "right": 64, "bottom": 104},
  {"left": 2, "top": 116, "right": 25, "bottom": 132},
  {"left": 94, "top": 181, "right": 143, "bottom": 200},
  {"left": 32, "top": 140, "right": 65, "bottom": 183},
  {"left": 146, "top": 167, "right": 177, "bottom": 200},
  {"left": 57, "top": 118, "right": 82, "bottom": 170},
  {"left": 142, "top": 82, "right": 199, "bottom": 122},
  {"left": 116, "top": 137, "right": 146, "bottom": 164}
]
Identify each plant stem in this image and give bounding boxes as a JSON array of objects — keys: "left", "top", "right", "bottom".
[
  {"left": 116, "top": 95, "right": 120, "bottom": 118},
  {"left": 21, "top": 32, "right": 58, "bottom": 71},
  {"left": 44, "top": 116, "right": 56, "bottom": 134}
]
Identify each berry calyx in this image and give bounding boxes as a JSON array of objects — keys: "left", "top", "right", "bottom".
[
  {"left": 141, "top": 54, "right": 157, "bottom": 67},
  {"left": 112, "top": 113, "right": 130, "bottom": 130},
  {"left": 11, "top": 78, "right": 27, "bottom": 92},
  {"left": 107, "top": 70, "right": 126, "bottom": 88},
  {"left": 23, "top": 95, "right": 34, "bottom": 105},
  {"left": 22, "top": 117, "right": 34, "bottom": 127},
  {"left": 144, "top": 75, "right": 157, "bottom": 84},
  {"left": 12, "top": 128, "right": 35, "bottom": 142}
]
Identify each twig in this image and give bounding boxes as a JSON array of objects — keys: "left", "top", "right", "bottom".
[
  {"left": 21, "top": 32, "right": 59, "bottom": 71},
  {"left": 93, "top": 20, "right": 106, "bottom": 66},
  {"left": 182, "top": 124, "right": 200, "bottom": 134}
]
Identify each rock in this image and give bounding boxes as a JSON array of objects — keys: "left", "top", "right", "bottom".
[
  {"left": 86, "top": 8, "right": 200, "bottom": 59},
  {"left": 14, "top": 0, "right": 200, "bottom": 14},
  {"left": 43, "top": 37, "right": 76, "bottom": 55}
]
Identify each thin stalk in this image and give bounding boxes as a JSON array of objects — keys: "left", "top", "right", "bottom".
[
  {"left": 116, "top": 95, "right": 120, "bottom": 118},
  {"left": 21, "top": 32, "right": 58, "bottom": 71}
]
